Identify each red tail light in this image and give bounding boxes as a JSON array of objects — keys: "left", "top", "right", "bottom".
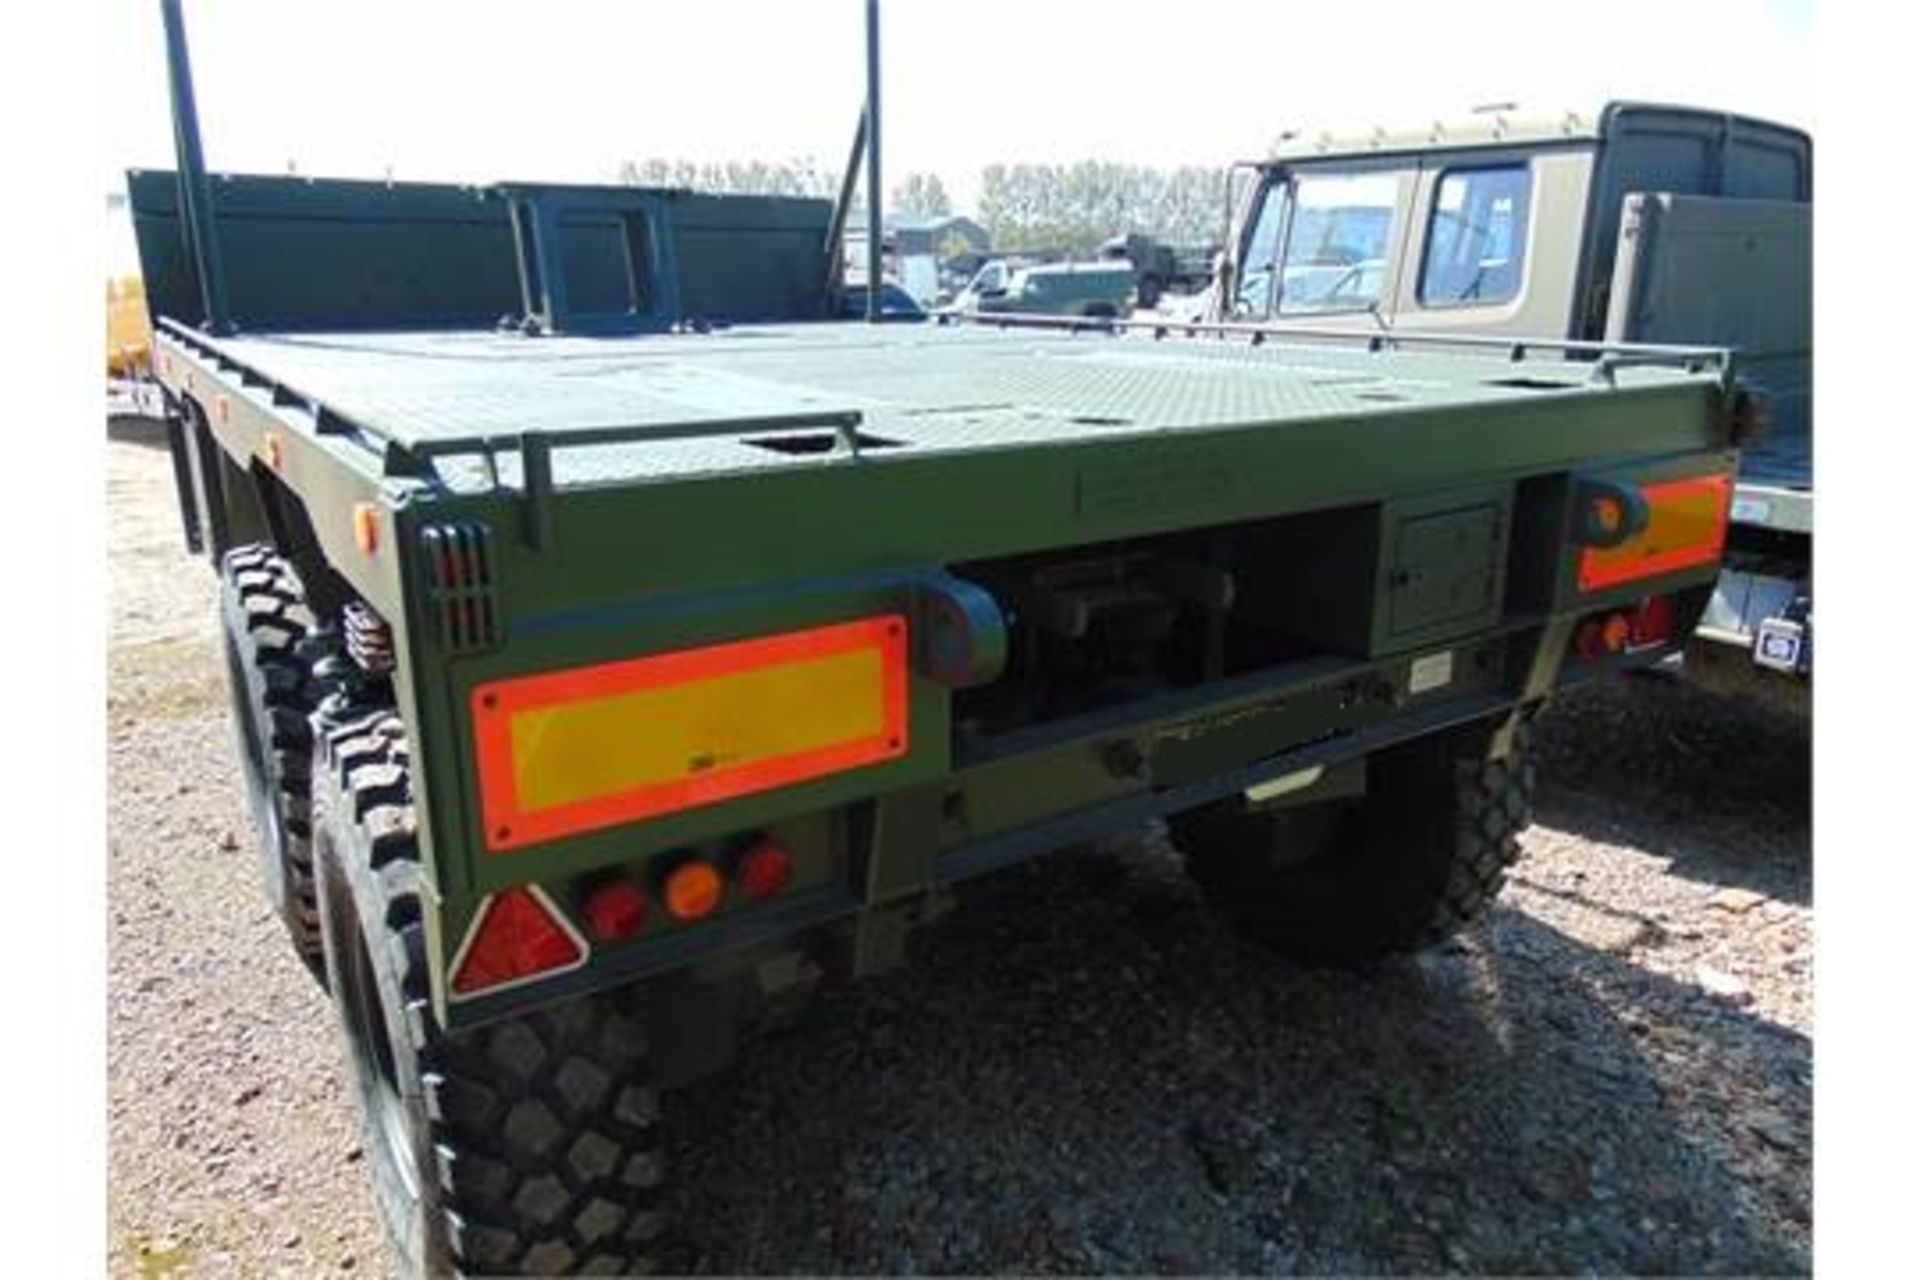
[
  {"left": 1627, "top": 595, "right": 1674, "bottom": 649},
  {"left": 737, "top": 838, "right": 794, "bottom": 900},
  {"left": 581, "top": 879, "right": 648, "bottom": 942},
  {"left": 450, "top": 886, "right": 587, "bottom": 998}
]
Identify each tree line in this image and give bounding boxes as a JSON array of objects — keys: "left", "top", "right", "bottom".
[{"left": 617, "top": 158, "right": 1231, "bottom": 253}]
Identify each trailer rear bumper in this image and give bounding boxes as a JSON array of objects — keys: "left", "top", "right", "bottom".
[{"left": 441, "top": 654, "right": 1533, "bottom": 1030}]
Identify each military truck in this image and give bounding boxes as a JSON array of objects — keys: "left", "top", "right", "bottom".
[
  {"left": 1210, "top": 102, "right": 1811, "bottom": 711},
  {"left": 133, "top": 6, "right": 1750, "bottom": 1274},
  {"left": 1098, "top": 232, "right": 1218, "bottom": 308}
]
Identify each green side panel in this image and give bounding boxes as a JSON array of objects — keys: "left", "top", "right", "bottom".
[
  {"left": 1605, "top": 194, "right": 1810, "bottom": 492},
  {"left": 128, "top": 170, "right": 516, "bottom": 330},
  {"left": 126, "top": 170, "right": 833, "bottom": 331},
  {"left": 673, "top": 193, "right": 836, "bottom": 322}
]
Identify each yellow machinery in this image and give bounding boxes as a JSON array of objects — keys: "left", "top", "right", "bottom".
[{"left": 107, "top": 274, "right": 151, "bottom": 379}]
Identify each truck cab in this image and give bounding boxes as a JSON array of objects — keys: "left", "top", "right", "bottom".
[{"left": 1217, "top": 102, "right": 1812, "bottom": 706}]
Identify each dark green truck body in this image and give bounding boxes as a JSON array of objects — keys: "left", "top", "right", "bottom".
[
  {"left": 138, "top": 167, "right": 1736, "bottom": 1023},
  {"left": 135, "top": 162, "right": 1737, "bottom": 1272}
]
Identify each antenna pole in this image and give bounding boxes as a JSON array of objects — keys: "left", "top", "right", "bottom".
[
  {"left": 864, "top": 0, "right": 882, "bottom": 322},
  {"left": 159, "top": 0, "right": 232, "bottom": 334}
]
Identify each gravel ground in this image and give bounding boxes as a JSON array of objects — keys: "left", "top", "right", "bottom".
[{"left": 106, "top": 427, "right": 1811, "bottom": 1277}]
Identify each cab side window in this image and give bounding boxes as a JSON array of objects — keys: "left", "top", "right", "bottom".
[{"left": 1419, "top": 166, "right": 1532, "bottom": 306}]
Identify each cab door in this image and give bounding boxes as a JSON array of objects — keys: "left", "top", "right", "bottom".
[{"left": 1389, "top": 145, "right": 1594, "bottom": 341}]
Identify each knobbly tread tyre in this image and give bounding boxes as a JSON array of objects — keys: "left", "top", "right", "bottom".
[
  {"left": 1416, "top": 727, "right": 1536, "bottom": 949},
  {"left": 313, "top": 711, "right": 668, "bottom": 1278},
  {"left": 1171, "top": 720, "right": 1535, "bottom": 965},
  {"left": 219, "top": 543, "right": 326, "bottom": 984}
]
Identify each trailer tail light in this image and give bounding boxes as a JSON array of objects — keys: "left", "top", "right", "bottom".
[
  {"left": 1627, "top": 595, "right": 1674, "bottom": 649},
  {"left": 1578, "top": 474, "right": 1732, "bottom": 592},
  {"left": 472, "top": 616, "right": 909, "bottom": 852},
  {"left": 449, "top": 886, "right": 588, "bottom": 999},
  {"left": 1575, "top": 612, "right": 1631, "bottom": 662},
  {"left": 663, "top": 861, "right": 724, "bottom": 922},
  {"left": 737, "top": 837, "right": 794, "bottom": 901},
  {"left": 1572, "top": 595, "right": 1676, "bottom": 664},
  {"left": 580, "top": 879, "right": 648, "bottom": 942}
]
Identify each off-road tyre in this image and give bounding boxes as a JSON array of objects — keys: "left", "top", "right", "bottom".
[
  {"left": 313, "top": 711, "right": 668, "bottom": 1277},
  {"left": 1170, "top": 720, "right": 1535, "bottom": 966},
  {"left": 220, "top": 544, "right": 326, "bottom": 984}
]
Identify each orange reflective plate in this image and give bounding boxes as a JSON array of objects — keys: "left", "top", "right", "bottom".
[
  {"left": 1578, "top": 474, "right": 1732, "bottom": 592},
  {"left": 473, "top": 616, "right": 908, "bottom": 853}
]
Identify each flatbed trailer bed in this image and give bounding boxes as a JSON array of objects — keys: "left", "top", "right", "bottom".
[
  {"left": 172, "top": 320, "right": 1727, "bottom": 468},
  {"left": 158, "top": 315, "right": 1738, "bottom": 1021},
  {"left": 164, "top": 316, "right": 1730, "bottom": 521}
]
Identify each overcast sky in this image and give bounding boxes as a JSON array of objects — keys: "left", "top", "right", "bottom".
[{"left": 106, "top": 0, "right": 1812, "bottom": 211}]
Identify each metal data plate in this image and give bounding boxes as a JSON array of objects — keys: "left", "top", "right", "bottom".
[{"left": 1752, "top": 617, "right": 1807, "bottom": 674}]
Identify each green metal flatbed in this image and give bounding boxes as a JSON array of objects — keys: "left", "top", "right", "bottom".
[{"left": 176, "top": 320, "right": 1721, "bottom": 490}]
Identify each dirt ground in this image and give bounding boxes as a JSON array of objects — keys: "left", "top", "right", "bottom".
[{"left": 105, "top": 426, "right": 1810, "bottom": 1276}]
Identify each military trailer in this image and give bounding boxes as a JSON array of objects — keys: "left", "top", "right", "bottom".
[
  {"left": 133, "top": 5, "right": 1752, "bottom": 1274},
  {"left": 1211, "top": 102, "right": 1812, "bottom": 711}
]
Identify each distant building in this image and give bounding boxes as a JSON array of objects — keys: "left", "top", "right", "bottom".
[
  {"left": 847, "top": 214, "right": 990, "bottom": 257},
  {"left": 845, "top": 214, "right": 992, "bottom": 304},
  {"left": 885, "top": 214, "right": 990, "bottom": 258}
]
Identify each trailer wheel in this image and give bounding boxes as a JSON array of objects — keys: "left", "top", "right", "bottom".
[
  {"left": 219, "top": 544, "right": 326, "bottom": 985},
  {"left": 313, "top": 712, "right": 668, "bottom": 1278},
  {"left": 1170, "top": 720, "right": 1535, "bottom": 965}
]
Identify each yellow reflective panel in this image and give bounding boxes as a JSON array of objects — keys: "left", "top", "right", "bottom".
[
  {"left": 508, "top": 647, "right": 884, "bottom": 814},
  {"left": 1579, "top": 475, "right": 1729, "bottom": 591}
]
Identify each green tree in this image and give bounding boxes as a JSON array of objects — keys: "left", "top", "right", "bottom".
[
  {"left": 891, "top": 172, "right": 952, "bottom": 218},
  {"left": 977, "top": 160, "right": 1231, "bottom": 255},
  {"left": 617, "top": 157, "right": 836, "bottom": 197}
]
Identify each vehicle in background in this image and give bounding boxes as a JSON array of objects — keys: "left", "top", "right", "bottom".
[
  {"left": 1098, "top": 232, "right": 1217, "bottom": 308},
  {"left": 949, "top": 260, "right": 1137, "bottom": 318},
  {"left": 108, "top": 192, "right": 168, "bottom": 421},
  {"left": 108, "top": 275, "right": 151, "bottom": 378},
  {"left": 840, "top": 280, "right": 927, "bottom": 321},
  {"left": 845, "top": 228, "right": 940, "bottom": 307},
  {"left": 946, "top": 258, "right": 1031, "bottom": 310},
  {"left": 1212, "top": 102, "right": 1812, "bottom": 713}
]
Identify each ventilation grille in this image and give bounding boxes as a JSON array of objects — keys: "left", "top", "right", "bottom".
[{"left": 419, "top": 521, "right": 499, "bottom": 654}]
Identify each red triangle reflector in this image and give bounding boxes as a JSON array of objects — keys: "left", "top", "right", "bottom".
[{"left": 451, "top": 886, "right": 587, "bottom": 997}]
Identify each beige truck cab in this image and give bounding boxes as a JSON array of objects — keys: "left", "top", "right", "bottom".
[{"left": 1216, "top": 102, "right": 1812, "bottom": 709}]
